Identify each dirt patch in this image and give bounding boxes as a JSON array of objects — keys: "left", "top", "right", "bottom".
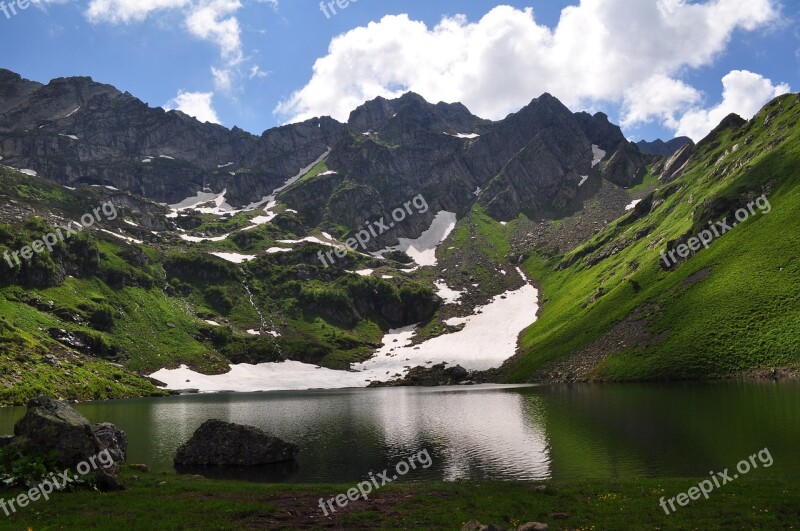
[
  {"left": 226, "top": 489, "right": 450, "bottom": 529},
  {"left": 683, "top": 266, "right": 712, "bottom": 287},
  {"left": 531, "top": 305, "right": 666, "bottom": 383}
]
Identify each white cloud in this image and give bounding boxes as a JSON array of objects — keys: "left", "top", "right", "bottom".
[
  {"left": 674, "top": 70, "right": 790, "bottom": 141},
  {"left": 211, "top": 66, "right": 233, "bottom": 92},
  {"left": 185, "top": 0, "right": 243, "bottom": 64},
  {"left": 275, "top": 0, "right": 780, "bottom": 124},
  {"left": 86, "top": 0, "right": 243, "bottom": 65},
  {"left": 621, "top": 75, "right": 702, "bottom": 128},
  {"left": 164, "top": 91, "right": 222, "bottom": 124},
  {"left": 249, "top": 65, "right": 270, "bottom": 79},
  {"left": 86, "top": 0, "right": 190, "bottom": 24}
]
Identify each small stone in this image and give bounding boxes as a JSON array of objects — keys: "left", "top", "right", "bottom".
[
  {"left": 518, "top": 524, "right": 548, "bottom": 531},
  {"left": 534, "top": 485, "right": 546, "bottom": 492},
  {"left": 129, "top": 463, "right": 150, "bottom": 473}
]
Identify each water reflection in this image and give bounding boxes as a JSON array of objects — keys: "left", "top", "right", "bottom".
[{"left": 0, "top": 381, "right": 798, "bottom": 483}]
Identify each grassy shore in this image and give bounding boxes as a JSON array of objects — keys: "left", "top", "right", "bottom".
[{"left": 0, "top": 469, "right": 797, "bottom": 530}]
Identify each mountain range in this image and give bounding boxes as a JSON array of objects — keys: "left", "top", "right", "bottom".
[{"left": 0, "top": 68, "right": 797, "bottom": 404}]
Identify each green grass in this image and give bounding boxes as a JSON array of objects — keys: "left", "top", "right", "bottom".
[
  {"left": 0, "top": 469, "right": 796, "bottom": 530},
  {"left": 504, "top": 93, "right": 800, "bottom": 382}
]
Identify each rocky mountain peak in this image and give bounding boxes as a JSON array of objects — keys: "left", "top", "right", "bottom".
[{"left": 574, "top": 111, "right": 627, "bottom": 153}]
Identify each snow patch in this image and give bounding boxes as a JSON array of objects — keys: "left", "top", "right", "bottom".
[
  {"left": 19, "top": 169, "right": 37, "bottom": 177},
  {"left": 373, "top": 211, "right": 457, "bottom": 267},
  {"left": 592, "top": 145, "right": 606, "bottom": 168},
  {"left": 578, "top": 175, "right": 589, "bottom": 187},
  {"left": 98, "top": 229, "right": 143, "bottom": 244},
  {"left": 625, "top": 199, "right": 642, "bottom": 211},
  {"left": 149, "top": 269, "right": 540, "bottom": 392},
  {"left": 211, "top": 252, "right": 257, "bottom": 264},
  {"left": 59, "top": 134, "right": 79, "bottom": 140},
  {"left": 65, "top": 107, "right": 80, "bottom": 118},
  {"left": 179, "top": 234, "right": 229, "bottom": 243},
  {"left": 278, "top": 236, "right": 339, "bottom": 249},
  {"left": 434, "top": 280, "right": 464, "bottom": 304},
  {"left": 445, "top": 132, "right": 480, "bottom": 139}
]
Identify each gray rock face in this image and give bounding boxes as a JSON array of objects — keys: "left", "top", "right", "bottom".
[
  {"left": 0, "top": 69, "right": 347, "bottom": 206},
  {"left": 10, "top": 396, "right": 126, "bottom": 491},
  {"left": 0, "top": 68, "right": 653, "bottom": 245},
  {"left": 600, "top": 141, "right": 649, "bottom": 188},
  {"left": 575, "top": 111, "right": 627, "bottom": 152},
  {"left": 174, "top": 420, "right": 299, "bottom": 467},
  {"left": 660, "top": 143, "right": 695, "bottom": 183}
]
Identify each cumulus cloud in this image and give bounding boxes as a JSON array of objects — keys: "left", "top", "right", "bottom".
[
  {"left": 621, "top": 75, "right": 702, "bottom": 128},
  {"left": 275, "top": 0, "right": 780, "bottom": 124},
  {"left": 185, "top": 0, "right": 243, "bottom": 64},
  {"left": 86, "top": 0, "right": 243, "bottom": 65},
  {"left": 674, "top": 70, "right": 790, "bottom": 141},
  {"left": 164, "top": 91, "right": 222, "bottom": 124}
]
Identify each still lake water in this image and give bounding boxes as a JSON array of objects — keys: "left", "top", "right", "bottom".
[{"left": 1, "top": 382, "right": 798, "bottom": 483}]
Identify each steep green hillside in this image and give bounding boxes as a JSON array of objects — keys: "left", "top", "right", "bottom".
[
  {"left": 0, "top": 168, "right": 438, "bottom": 404},
  {"left": 504, "top": 94, "right": 800, "bottom": 381}
]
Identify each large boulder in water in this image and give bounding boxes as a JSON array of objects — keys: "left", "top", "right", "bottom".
[
  {"left": 174, "top": 419, "right": 299, "bottom": 467},
  {"left": 10, "top": 396, "right": 126, "bottom": 491}
]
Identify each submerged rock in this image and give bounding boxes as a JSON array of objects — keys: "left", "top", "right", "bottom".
[{"left": 174, "top": 420, "right": 299, "bottom": 467}]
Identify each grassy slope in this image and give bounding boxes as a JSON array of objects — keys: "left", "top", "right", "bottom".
[
  {"left": 0, "top": 469, "right": 796, "bottom": 530},
  {"left": 503, "top": 94, "right": 800, "bottom": 381},
  {"left": 0, "top": 166, "right": 438, "bottom": 404}
]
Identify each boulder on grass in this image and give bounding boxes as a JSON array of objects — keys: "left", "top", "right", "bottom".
[
  {"left": 174, "top": 419, "right": 299, "bottom": 467},
  {"left": 10, "top": 396, "right": 126, "bottom": 491}
]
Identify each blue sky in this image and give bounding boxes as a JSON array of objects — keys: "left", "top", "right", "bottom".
[{"left": 1, "top": 0, "right": 798, "bottom": 141}]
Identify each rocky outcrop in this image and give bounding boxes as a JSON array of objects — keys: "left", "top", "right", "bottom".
[
  {"left": 369, "top": 363, "right": 471, "bottom": 387},
  {"left": 174, "top": 420, "right": 299, "bottom": 466},
  {"left": 575, "top": 111, "right": 626, "bottom": 153},
  {"left": 348, "top": 92, "right": 490, "bottom": 143},
  {"left": 659, "top": 142, "right": 695, "bottom": 183},
  {"left": 601, "top": 141, "right": 648, "bottom": 188},
  {"left": 7, "top": 396, "right": 126, "bottom": 491}
]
